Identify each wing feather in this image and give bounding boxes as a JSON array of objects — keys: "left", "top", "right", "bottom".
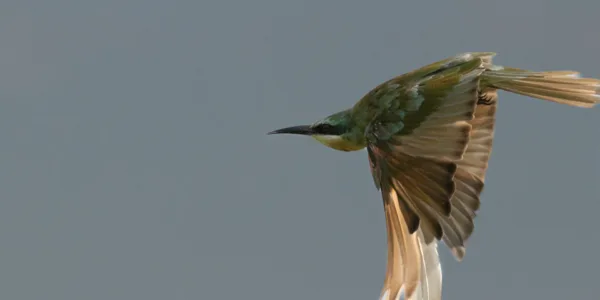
[
  {"left": 365, "top": 53, "right": 497, "bottom": 299},
  {"left": 380, "top": 186, "right": 442, "bottom": 300},
  {"left": 387, "top": 60, "right": 484, "bottom": 161},
  {"left": 441, "top": 88, "right": 498, "bottom": 259}
]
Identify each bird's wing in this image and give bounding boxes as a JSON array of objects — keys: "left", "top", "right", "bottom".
[
  {"left": 441, "top": 88, "right": 497, "bottom": 259},
  {"left": 366, "top": 53, "right": 496, "bottom": 300}
]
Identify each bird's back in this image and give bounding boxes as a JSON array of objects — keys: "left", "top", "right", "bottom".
[{"left": 351, "top": 52, "right": 495, "bottom": 118}]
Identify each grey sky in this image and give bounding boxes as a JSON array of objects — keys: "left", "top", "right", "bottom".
[{"left": 0, "top": 0, "right": 598, "bottom": 299}]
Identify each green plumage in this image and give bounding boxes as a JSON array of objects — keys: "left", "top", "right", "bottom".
[{"left": 269, "top": 52, "right": 600, "bottom": 300}]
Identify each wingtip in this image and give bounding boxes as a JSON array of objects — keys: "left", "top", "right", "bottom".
[
  {"left": 408, "top": 216, "right": 421, "bottom": 234},
  {"left": 452, "top": 246, "right": 466, "bottom": 261}
]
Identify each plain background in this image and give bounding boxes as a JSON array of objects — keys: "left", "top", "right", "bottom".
[{"left": 1, "top": 1, "right": 599, "bottom": 299}]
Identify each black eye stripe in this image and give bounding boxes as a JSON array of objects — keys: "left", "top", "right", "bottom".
[
  {"left": 314, "top": 124, "right": 331, "bottom": 133},
  {"left": 314, "top": 124, "right": 344, "bottom": 135}
]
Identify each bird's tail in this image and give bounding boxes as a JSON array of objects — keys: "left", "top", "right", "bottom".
[{"left": 481, "top": 67, "right": 600, "bottom": 108}]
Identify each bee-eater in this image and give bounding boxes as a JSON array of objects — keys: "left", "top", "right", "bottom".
[{"left": 268, "top": 52, "right": 599, "bottom": 300}]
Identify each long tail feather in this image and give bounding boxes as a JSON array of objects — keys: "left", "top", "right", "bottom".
[{"left": 481, "top": 67, "right": 600, "bottom": 108}]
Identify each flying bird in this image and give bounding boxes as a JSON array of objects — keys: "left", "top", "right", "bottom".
[{"left": 268, "top": 52, "right": 599, "bottom": 300}]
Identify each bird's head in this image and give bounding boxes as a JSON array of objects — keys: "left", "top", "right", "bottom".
[{"left": 268, "top": 110, "right": 365, "bottom": 152}]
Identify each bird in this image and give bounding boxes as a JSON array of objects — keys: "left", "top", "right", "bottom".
[{"left": 268, "top": 52, "right": 599, "bottom": 300}]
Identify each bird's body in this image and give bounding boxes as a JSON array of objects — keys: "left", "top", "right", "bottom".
[{"left": 269, "top": 52, "right": 599, "bottom": 300}]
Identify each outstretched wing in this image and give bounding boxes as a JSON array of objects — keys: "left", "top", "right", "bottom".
[{"left": 363, "top": 53, "right": 496, "bottom": 300}]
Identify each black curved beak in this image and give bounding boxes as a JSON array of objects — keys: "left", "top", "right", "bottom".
[{"left": 267, "top": 125, "right": 313, "bottom": 135}]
